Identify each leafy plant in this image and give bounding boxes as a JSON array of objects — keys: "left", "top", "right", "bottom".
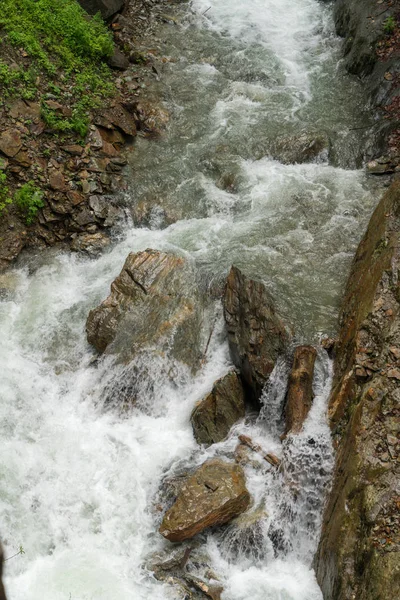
[
  {"left": 14, "top": 182, "right": 45, "bottom": 225},
  {"left": 383, "top": 16, "right": 396, "bottom": 35}
]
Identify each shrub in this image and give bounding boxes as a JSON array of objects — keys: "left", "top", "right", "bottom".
[
  {"left": 383, "top": 16, "right": 396, "bottom": 35},
  {"left": 14, "top": 182, "right": 45, "bottom": 225}
]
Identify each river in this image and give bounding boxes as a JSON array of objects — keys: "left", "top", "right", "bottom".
[{"left": 0, "top": 1, "right": 384, "bottom": 599}]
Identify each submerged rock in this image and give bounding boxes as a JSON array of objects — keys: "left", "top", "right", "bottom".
[
  {"left": 282, "top": 345, "right": 317, "bottom": 438},
  {"left": 269, "top": 132, "right": 329, "bottom": 164},
  {"left": 86, "top": 249, "right": 203, "bottom": 371},
  {"left": 159, "top": 459, "right": 251, "bottom": 542},
  {"left": 191, "top": 371, "right": 245, "bottom": 446},
  {"left": 315, "top": 181, "right": 400, "bottom": 600},
  {"left": 223, "top": 266, "right": 288, "bottom": 403}
]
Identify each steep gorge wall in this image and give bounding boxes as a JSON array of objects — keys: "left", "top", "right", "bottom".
[
  {"left": 333, "top": 0, "right": 399, "bottom": 156},
  {"left": 315, "top": 181, "right": 400, "bottom": 598}
]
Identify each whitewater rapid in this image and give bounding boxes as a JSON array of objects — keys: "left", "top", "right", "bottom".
[{"left": 0, "top": 1, "right": 383, "bottom": 599}]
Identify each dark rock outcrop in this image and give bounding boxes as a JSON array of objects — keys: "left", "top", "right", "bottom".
[
  {"left": 333, "top": 0, "right": 399, "bottom": 158},
  {"left": 223, "top": 266, "right": 288, "bottom": 404},
  {"left": 191, "top": 371, "right": 245, "bottom": 446},
  {"left": 159, "top": 459, "right": 251, "bottom": 542},
  {"left": 315, "top": 181, "right": 400, "bottom": 600},
  {"left": 77, "top": 0, "right": 124, "bottom": 19},
  {"left": 282, "top": 345, "right": 317, "bottom": 438},
  {"left": 86, "top": 249, "right": 203, "bottom": 370}
]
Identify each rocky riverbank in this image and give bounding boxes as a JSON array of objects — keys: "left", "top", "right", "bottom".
[{"left": 0, "top": 0, "right": 174, "bottom": 270}]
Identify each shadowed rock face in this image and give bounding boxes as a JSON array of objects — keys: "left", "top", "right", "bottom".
[
  {"left": 86, "top": 249, "right": 203, "bottom": 371},
  {"left": 191, "top": 371, "right": 245, "bottom": 446},
  {"left": 0, "top": 544, "right": 7, "bottom": 600},
  {"left": 159, "top": 459, "right": 251, "bottom": 542},
  {"left": 77, "top": 0, "right": 124, "bottom": 20},
  {"left": 315, "top": 181, "right": 400, "bottom": 600},
  {"left": 223, "top": 266, "right": 288, "bottom": 404},
  {"left": 282, "top": 345, "right": 317, "bottom": 438}
]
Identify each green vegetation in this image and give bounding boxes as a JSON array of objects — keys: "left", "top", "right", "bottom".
[
  {"left": 0, "top": 0, "right": 115, "bottom": 136},
  {"left": 14, "top": 182, "right": 45, "bottom": 224},
  {"left": 383, "top": 16, "right": 396, "bottom": 35},
  {"left": 0, "top": 168, "right": 44, "bottom": 224},
  {"left": 0, "top": 170, "right": 13, "bottom": 216}
]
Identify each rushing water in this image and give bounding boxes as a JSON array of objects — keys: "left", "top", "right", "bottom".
[{"left": 0, "top": 1, "right": 385, "bottom": 599}]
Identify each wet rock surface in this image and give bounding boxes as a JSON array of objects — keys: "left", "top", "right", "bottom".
[
  {"left": 159, "top": 459, "right": 251, "bottom": 542},
  {"left": 223, "top": 265, "right": 288, "bottom": 404},
  {"left": 148, "top": 546, "right": 223, "bottom": 600},
  {"left": 86, "top": 249, "right": 203, "bottom": 370},
  {"left": 315, "top": 181, "right": 400, "bottom": 600},
  {"left": 282, "top": 345, "right": 317, "bottom": 438},
  {"left": 191, "top": 371, "right": 245, "bottom": 446},
  {"left": 268, "top": 132, "right": 329, "bottom": 164}
]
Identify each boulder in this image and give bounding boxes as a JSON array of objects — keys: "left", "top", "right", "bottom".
[
  {"left": 86, "top": 249, "right": 203, "bottom": 370},
  {"left": 282, "top": 346, "right": 317, "bottom": 438},
  {"left": 191, "top": 371, "right": 245, "bottom": 446},
  {"left": 77, "top": 0, "right": 124, "bottom": 19},
  {"left": 159, "top": 459, "right": 251, "bottom": 542},
  {"left": 0, "top": 129, "right": 22, "bottom": 158},
  {"left": 269, "top": 132, "right": 329, "bottom": 164},
  {"left": 223, "top": 266, "right": 288, "bottom": 403}
]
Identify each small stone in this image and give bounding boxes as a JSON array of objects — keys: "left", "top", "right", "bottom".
[
  {"left": 387, "top": 368, "right": 400, "bottom": 380},
  {"left": 0, "top": 129, "right": 22, "bottom": 157},
  {"left": 49, "top": 170, "right": 66, "bottom": 191}
]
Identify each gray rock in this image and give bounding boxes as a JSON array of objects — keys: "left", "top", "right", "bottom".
[
  {"left": 223, "top": 266, "right": 288, "bottom": 404},
  {"left": 77, "top": 0, "right": 124, "bottom": 19}
]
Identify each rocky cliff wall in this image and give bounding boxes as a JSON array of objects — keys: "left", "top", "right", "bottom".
[
  {"left": 315, "top": 181, "right": 400, "bottom": 599},
  {"left": 333, "top": 0, "right": 399, "bottom": 157}
]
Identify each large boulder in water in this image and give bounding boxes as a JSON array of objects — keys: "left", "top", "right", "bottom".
[
  {"left": 86, "top": 249, "right": 203, "bottom": 371},
  {"left": 223, "top": 266, "right": 288, "bottom": 403},
  {"left": 191, "top": 371, "right": 245, "bottom": 446},
  {"left": 77, "top": 0, "right": 124, "bottom": 19},
  {"left": 159, "top": 459, "right": 251, "bottom": 542}
]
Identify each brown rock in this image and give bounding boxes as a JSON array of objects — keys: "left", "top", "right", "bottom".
[
  {"left": 191, "top": 371, "right": 245, "bottom": 446},
  {"left": 49, "top": 170, "right": 66, "bottom": 191},
  {"left": 96, "top": 126, "right": 125, "bottom": 145},
  {"left": 86, "top": 249, "right": 203, "bottom": 370},
  {"left": 0, "top": 129, "right": 22, "bottom": 158},
  {"left": 282, "top": 345, "right": 317, "bottom": 438},
  {"left": 13, "top": 150, "right": 32, "bottom": 167},
  {"left": 9, "top": 99, "right": 41, "bottom": 120},
  {"left": 95, "top": 104, "right": 137, "bottom": 137},
  {"left": 71, "top": 232, "right": 110, "bottom": 255},
  {"left": 62, "top": 145, "right": 84, "bottom": 156},
  {"left": 223, "top": 266, "right": 288, "bottom": 403},
  {"left": 159, "top": 459, "right": 250, "bottom": 542}
]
